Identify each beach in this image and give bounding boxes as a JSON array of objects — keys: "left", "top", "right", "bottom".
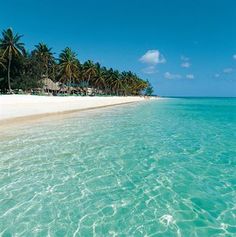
[
  {"left": 0, "top": 0, "right": 235, "bottom": 235},
  {"left": 0, "top": 95, "right": 150, "bottom": 123}
]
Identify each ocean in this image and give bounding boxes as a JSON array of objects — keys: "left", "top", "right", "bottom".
[{"left": 0, "top": 98, "right": 235, "bottom": 236}]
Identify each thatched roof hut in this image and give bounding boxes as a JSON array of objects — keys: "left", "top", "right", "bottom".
[
  {"left": 59, "top": 86, "right": 82, "bottom": 93},
  {"left": 41, "top": 78, "right": 60, "bottom": 91}
]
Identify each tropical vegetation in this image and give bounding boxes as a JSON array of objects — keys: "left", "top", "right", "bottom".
[{"left": 0, "top": 28, "right": 153, "bottom": 96}]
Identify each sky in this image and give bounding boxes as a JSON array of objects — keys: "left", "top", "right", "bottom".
[{"left": 1, "top": 0, "right": 236, "bottom": 96}]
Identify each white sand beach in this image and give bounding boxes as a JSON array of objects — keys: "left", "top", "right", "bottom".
[{"left": 0, "top": 95, "right": 151, "bottom": 122}]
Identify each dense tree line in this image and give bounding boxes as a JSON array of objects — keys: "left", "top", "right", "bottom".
[{"left": 0, "top": 28, "right": 153, "bottom": 96}]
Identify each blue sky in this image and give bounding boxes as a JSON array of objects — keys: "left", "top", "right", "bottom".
[{"left": 1, "top": 0, "right": 236, "bottom": 96}]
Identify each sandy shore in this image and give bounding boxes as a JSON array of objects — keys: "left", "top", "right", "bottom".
[{"left": 0, "top": 95, "right": 151, "bottom": 123}]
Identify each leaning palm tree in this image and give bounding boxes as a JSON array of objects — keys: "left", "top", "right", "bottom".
[
  {"left": 32, "top": 43, "right": 54, "bottom": 77},
  {"left": 121, "top": 71, "right": 137, "bottom": 96},
  {"left": 58, "top": 47, "right": 78, "bottom": 94},
  {"left": 0, "top": 28, "right": 24, "bottom": 92}
]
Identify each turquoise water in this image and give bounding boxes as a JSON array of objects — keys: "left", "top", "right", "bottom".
[{"left": 0, "top": 98, "right": 236, "bottom": 237}]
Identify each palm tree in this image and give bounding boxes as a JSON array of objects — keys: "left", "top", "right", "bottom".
[
  {"left": 121, "top": 71, "right": 140, "bottom": 95},
  {"left": 93, "top": 63, "right": 106, "bottom": 94},
  {"left": 120, "top": 72, "right": 130, "bottom": 95},
  {"left": 110, "top": 70, "right": 123, "bottom": 95},
  {"left": 105, "top": 68, "right": 115, "bottom": 95},
  {"left": 58, "top": 47, "right": 78, "bottom": 94},
  {"left": 32, "top": 43, "right": 54, "bottom": 77},
  {"left": 83, "top": 60, "right": 97, "bottom": 95},
  {"left": 144, "top": 80, "right": 154, "bottom": 96},
  {"left": 0, "top": 28, "right": 150, "bottom": 95},
  {"left": 0, "top": 28, "right": 24, "bottom": 92}
]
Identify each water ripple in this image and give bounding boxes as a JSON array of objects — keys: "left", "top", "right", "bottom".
[{"left": 0, "top": 98, "right": 236, "bottom": 236}]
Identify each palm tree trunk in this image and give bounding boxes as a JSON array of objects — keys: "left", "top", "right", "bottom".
[
  {"left": 104, "top": 83, "right": 107, "bottom": 95},
  {"left": 86, "top": 74, "right": 91, "bottom": 96},
  {"left": 45, "top": 64, "right": 48, "bottom": 77},
  {"left": 7, "top": 53, "right": 12, "bottom": 93},
  {"left": 68, "top": 74, "right": 71, "bottom": 95}
]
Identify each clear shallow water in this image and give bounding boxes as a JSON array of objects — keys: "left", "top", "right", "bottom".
[{"left": 0, "top": 98, "right": 236, "bottom": 237}]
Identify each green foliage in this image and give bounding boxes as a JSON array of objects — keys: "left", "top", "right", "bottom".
[
  {"left": 32, "top": 43, "right": 55, "bottom": 77},
  {"left": 59, "top": 47, "right": 79, "bottom": 84},
  {"left": 0, "top": 28, "right": 25, "bottom": 91},
  {"left": 145, "top": 81, "right": 154, "bottom": 96},
  {"left": 0, "top": 28, "right": 25, "bottom": 57},
  {"left": 0, "top": 50, "right": 6, "bottom": 70},
  {"left": 0, "top": 27, "right": 153, "bottom": 95}
]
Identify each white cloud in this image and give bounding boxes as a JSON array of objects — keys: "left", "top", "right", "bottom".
[
  {"left": 142, "top": 66, "right": 158, "bottom": 74},
  {"left": 223, "top": 68, "right": 233, "bottom": 74},
  {"left": 140, "top": 50, "right": 166, "bottom": 65},
  {"left": 233, "top": 54, "right": 236, "bottom": 60},
  {"left": 164, "top": 72, "right": 182, "bottom": 80},
  {"left": 181, "top": 62, "right": 191, "bottom": 68},
  {"left": 180, "top": 55, "right": 191, "bottom": 68},
  {"left": 186, "top": 74, "right": 194, "bottom": 79}
]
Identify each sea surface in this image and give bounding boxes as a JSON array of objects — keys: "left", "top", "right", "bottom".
[{"left": 0, "top": 98, "right": 235, "bottom": 237}]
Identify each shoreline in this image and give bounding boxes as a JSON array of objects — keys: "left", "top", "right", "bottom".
[{"left": 0, "top": 95, "right": 157, "bottom": 130}]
